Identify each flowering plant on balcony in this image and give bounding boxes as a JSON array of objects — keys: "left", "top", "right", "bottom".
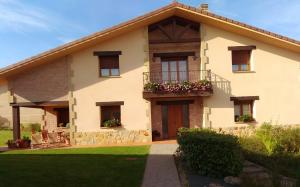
[{"left": 144, "top": 80, "right": 213, "bottom": 94}]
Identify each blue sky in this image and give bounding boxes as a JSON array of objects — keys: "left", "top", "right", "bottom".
[{"left": 0, "top": 0, "right": 299, "bottom": 68}]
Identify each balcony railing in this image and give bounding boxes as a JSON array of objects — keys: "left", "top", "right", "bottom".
[{"left": 143, "top": 70, "right": 213, "bottom": 98}]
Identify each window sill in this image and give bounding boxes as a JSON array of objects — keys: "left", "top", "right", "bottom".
[
  {"left": 235, "top": 121, "right": 257, "bottom": 125},
  {"left": 100, "top": 126, "right": 122, "bottom": 129},
  {"left": 99, "top": 76, "right": 121, "bottom": 78},
  {"left": 232, "top": 71, "right": 256, "bottom": 73}
]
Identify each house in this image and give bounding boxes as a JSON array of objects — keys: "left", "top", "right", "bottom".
[{"left": 0, "top": 2, "right": 300, "bottom": 145}]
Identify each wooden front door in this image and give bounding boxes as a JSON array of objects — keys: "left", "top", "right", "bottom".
[
  {"left": 167, "top": 105, "right": 183, "bottom": 138},
  {"left": 161, "top": 103, "right": 189, "bottom": 139}
]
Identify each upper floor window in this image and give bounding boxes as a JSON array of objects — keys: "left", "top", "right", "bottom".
[
  {"left": 161, "top": 57, "right": 188, "bottom": 83},
  {"left": 93, "top": 51, "right": 122, "bottom": 77},
  {"left": 99, "top": 56, "right": 120, "bottom": 76},
  {"left": 228, "top": 46, "right": 256, "bottom": 72},
  {"left": 232, "top": 50, "right": 251, "bottom": 71}
]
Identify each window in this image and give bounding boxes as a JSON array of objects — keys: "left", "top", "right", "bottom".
[
  {"left": 233, "top": 100, "right": 254, "bottom": 122},
  {"left": 99, "top": 55, "right": 120, "bottom": 77},
  {"left": 101, "top": 106, "right": 121, "bottom": 127},
  {"left": 161, "top": 57, "right": 188, "bottom": 83},
  {"left": 232, "top": 50, "right": 251, "bottom": 71},
  {"left": 228, "top": 45, "right": 256, "bottom": 72}
]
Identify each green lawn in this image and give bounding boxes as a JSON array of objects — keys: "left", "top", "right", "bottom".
[
  {"left": 0, "top": 146, "right": 150, "bottom": 187},
  {"left": 0, "top": 130, "right": 31, "bottom": 146}
]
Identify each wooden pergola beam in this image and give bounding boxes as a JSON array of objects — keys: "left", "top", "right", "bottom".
[
  {"left": 12, "top": 106, "right": 20, "bottom": 141},
  {"left": 10, "top": 101, "right": 69, "bottom": 107}
]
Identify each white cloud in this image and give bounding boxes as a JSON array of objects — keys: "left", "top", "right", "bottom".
[
  {"left": 57, "top": 36, "right": 75, "bottom": 44},
  {"left": 0, "top": 0, "right": 52, "bottom": 32},
  {"left": 0, "top": 0, "right": 87, "bottom": 36}
]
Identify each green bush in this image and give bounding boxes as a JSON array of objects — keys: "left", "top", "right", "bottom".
[
  {"left": 239, "top": 136, "right": 268, "bottom": 155},
  {"left": 177, "top": 128, "right": 243, "bottom": 177},
  {"left": 21, "top": 123, "right": 41, "bottom": 132},
  {"left": 256, "top": 123, "right": 300, "bottom": 154},
  {"left": 0, "top": 116, "right": 10, "bottom": 130}
]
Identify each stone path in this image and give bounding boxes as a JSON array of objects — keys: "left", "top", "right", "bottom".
[
  {"left": 142, "top": 144, "right": 181, "bottom": 187},
  {"left": 188, "top": 175, "right": 235, "bottom": 187},
  {"left": 242, "top": 161, "right": 297, "bottom": 187}
]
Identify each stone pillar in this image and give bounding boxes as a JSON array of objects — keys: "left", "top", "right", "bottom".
[
  {"left": 200, "top": 24, "right": 209, "bottom": 80},
  {"left": 66, "top": 55, "right": 77, "bottom": 145}
]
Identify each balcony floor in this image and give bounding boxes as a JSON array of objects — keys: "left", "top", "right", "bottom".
[{"left": 143, "top": 90, "right": 213, "bottom": 99}]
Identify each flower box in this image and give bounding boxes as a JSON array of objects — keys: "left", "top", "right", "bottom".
[{"left": 144, "top": 80, "right": 213, "bottom": 94}]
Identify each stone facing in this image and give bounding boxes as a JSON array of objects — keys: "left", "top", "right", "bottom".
[
  {"left": 214, "top": 124, "right": 300, "bottom": 137},
  {"left": 74, "top": 129, "right": 152, "bottom": 145}
]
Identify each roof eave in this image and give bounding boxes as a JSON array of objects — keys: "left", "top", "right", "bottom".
[
  {"left": 0, "top": 3, "right": 177, "bottom": 78},
  {"left": 174, "top": 7, "right": 300, "bottom": 53},
  {"left": 1, "top": 2, "right": 300, "bottom": 78}
]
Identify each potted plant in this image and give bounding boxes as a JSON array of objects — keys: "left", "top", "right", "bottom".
[
  {"left": 6, "top": 140, "right": 16, "bottom": 149},
  {"left": 21, "top": 136, "right": 31, "bottom": 148},
  {"left": 239, "top": 114, "right": 254, "bottom": 123},
  {"left": 102, "top": 118, "right": 121, "bottom": 128},
  {"left": 152, "top": 130, "right": 161, "bottom": 141}
]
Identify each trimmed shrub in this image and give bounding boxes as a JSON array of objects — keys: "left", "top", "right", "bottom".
[
  {"left": 177, "top": 128, "right": 243, "bottom": 177},
  {"left": 256, "top": 123, "right": 300, "bottom": 154},
  {"left": 21, "top": 123, "right": 41, "bottom": 132}
]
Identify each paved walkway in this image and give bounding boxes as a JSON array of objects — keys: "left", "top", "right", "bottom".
[{"left": 142, "top": 144, "right": 181, "bottom": 187}]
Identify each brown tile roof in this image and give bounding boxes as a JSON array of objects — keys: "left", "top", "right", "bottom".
[
  {"left": 1, "top": 2, "right": 299, "bottom": 77},
  {"left": 175, "top": 2, "right": 300, "bottom": 45}
]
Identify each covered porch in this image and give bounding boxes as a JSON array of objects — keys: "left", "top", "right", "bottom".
[{"left": 10, "top": 100, "right": 71, "bottom": 147}]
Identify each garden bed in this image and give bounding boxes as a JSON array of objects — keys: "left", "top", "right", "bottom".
[{"left": 176, "top": 125, "right": 299, "bottom": 186}]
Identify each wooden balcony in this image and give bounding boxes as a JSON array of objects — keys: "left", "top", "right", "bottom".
[{"left": 143, "top": 70, "right": 213, "bottom": 99}]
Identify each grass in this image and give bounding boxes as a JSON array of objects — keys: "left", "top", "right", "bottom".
[
  {"left": 0, "top": 130, "right": 31, "bottom": 146},
  {"left": 0, "top": 145, "right": 150, "bottom": 187}
]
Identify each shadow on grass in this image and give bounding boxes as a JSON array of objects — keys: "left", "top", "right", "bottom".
[{"left": 0, "top": 151, "right": 149, "bottom": 187}]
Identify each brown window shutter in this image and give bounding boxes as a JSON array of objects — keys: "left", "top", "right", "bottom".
[
  {"left": 232, "top": 50, "right": 250, "bottom": 65},
  {"left": 99, "top": 56, "right": 119, "bottom": 69}
]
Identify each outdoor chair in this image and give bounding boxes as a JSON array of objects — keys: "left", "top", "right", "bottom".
[{"left": 41, "top": 130, "right": 49, "bottom": 148}]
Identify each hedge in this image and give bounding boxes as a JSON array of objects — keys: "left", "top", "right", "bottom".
[{"left": 177, "top": 128, "right": 243, "bottom": 177}]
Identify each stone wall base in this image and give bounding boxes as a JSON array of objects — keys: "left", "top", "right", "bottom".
[
  {"left": 213, "top": 124, "right": 300, "bottom": 137},
  {"left": 74, "top": 129, "right": 152, "bottom": 146}
]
